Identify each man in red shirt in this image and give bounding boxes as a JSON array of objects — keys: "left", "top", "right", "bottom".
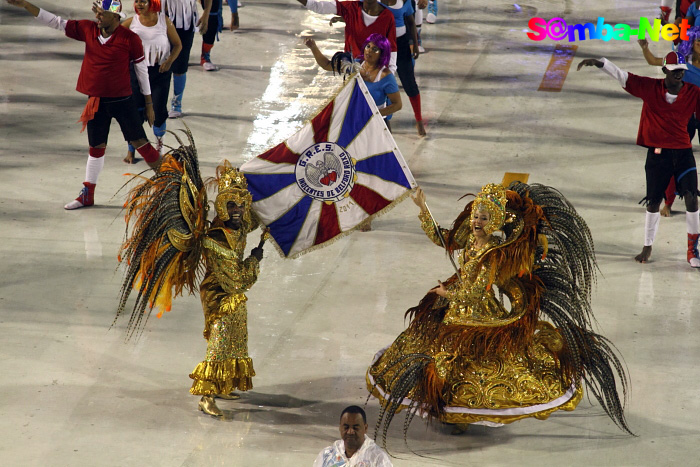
[
  {"left": 578, "top": 52, "right": 700, "bottom": 268},
  {"left": 6, "top": 0, "right": 162, "bottom": 210},
  {"left": 296, "top": 0, "right": 397, "bottom": 73}
]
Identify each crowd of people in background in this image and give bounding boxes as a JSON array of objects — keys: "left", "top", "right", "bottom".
[{"left": 5, "top": 0, "right": 437, "bottom": 212}]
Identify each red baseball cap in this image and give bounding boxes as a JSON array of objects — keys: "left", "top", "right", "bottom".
[{"left": 662, "top": 51, "right": 688, "bottom": 71}]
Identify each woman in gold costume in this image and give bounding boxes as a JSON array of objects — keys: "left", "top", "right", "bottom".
[
  {"left": 367, "top": 182, "right": 632, "bottom": 445},
  {"left": 115, "top": 128, "right": 265, "bottom": 417}
]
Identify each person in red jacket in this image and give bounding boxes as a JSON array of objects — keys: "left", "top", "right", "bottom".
[
  {"left": 296, "top": 0, "right": 397, "bottom": 73},
  {"left": 578, "top": 52, "right": 700, "bottom": 268},
  {"left": 5, "top": 0, "right": 162, "bottom": 210}
]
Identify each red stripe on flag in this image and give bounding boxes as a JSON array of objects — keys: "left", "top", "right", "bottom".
[
  {"left": 314, "top": 202, "right": 342, "bottom": 245},
  {"left": 349, "top": 184, "right": 391, "bottom": 215},
  {"left": 258, "top": 142, "right": 300, "bottom": 164},
  {"left": 312, "top": 100, "right": 334, "bottom": 144}
]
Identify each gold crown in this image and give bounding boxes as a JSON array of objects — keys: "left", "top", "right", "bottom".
[{"left": 473, "top": 183, "right": 507, "bottom": 235}]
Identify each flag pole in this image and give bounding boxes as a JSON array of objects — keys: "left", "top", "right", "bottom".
[{"left": 423, "top": 201, "right": 462, "bottom": 283}]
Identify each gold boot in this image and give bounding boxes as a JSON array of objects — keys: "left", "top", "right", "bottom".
[
  {"left": 198, "top": 396, "right": 223, "bottom": 417},
  {"left": 216, "top": 393, "right": 241, "bottom": 400}
]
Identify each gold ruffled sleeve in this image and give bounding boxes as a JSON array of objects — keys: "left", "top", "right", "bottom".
[{"left": 419, "top": 211, "right": 451, "bottom": 247}]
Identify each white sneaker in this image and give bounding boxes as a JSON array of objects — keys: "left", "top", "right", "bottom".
[
  {"left": 64, "top": 199, "right": 85, "bottom": 210},
  {"left": 426, "top": 12, "right": 436, "bottom": 24},
  {"left": 64, "top": 183, "right": 94, "bottom": 210},
  {"left": 202, "top": 60, "right": 218, "bottom": 72},
  {"left": 238, "top": 0, "right": 242, "bottom": 6},
  {"left": 418, "top": 45, "right": 426, "bottom": 53},
  {"left": 203, "top": 61, "right": 218, "bottom": 71},
  {"left": 690, "top": 256, "right": 700, "bottom": 268},
  {"left": 169, "top": 94, "right": 182, "bottom": 118}
]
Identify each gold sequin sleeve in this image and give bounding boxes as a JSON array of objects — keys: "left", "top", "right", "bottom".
[
  {"left": 446, "top": 256, "right": 495, "bottom": 306},
  {"left": 204, "top": 239, "right": 260, "bottom": 294},
  {"left": 419, "top": 211, "right": 450, "bottom": 247}
]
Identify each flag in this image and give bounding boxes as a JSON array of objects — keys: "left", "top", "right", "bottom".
[{"left": 241, "top": 74, "right": 417, "bottom": 258}]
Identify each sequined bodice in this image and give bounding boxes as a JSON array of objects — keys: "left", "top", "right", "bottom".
[
  {"left": 202, "top": 227, "right": 259, "bottom": 295},
  {"left": 418, "top": 211, "right": 514, "bottom": 326}
]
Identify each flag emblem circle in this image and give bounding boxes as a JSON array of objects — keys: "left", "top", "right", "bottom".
[{"left": 295, "top": 142, "right": 356, "bottom": 202}]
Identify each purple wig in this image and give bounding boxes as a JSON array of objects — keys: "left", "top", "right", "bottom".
[
  {"left": 678, "top": 26, "right": 700, "bottom": 61},
  {"left": 359, "top": 33, "right": 391, "bottom": 69}
]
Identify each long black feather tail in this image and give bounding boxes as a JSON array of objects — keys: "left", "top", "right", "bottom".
[
  {"left": 367, "top": 353, "right": 436, "bottom": 452},
  {"left": 509, "top": 182, "right": 634, "bottom": 435}
]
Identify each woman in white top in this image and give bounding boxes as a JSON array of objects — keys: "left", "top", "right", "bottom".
[{"left": 123, "top": 0, "right": 182, "bottom": 163}]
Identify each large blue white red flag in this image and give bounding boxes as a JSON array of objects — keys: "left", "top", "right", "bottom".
[{"left": 241, "top": 74, "right": 417, "bottom": 258}]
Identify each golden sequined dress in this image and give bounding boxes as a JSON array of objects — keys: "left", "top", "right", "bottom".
[
  {"left": 368, "top": 210, "right": 582, "bottom": 426},
  {"left": 189, "top": 225, "right": 259, "bottom": 396}
]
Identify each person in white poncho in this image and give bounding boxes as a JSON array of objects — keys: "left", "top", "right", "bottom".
[{"left": 313, "top": 406, "right": 392, "bottom": 467}]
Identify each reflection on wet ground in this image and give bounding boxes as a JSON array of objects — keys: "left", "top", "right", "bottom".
[{"left": 244, "top": 16, "right": 345, "bottom": 159}]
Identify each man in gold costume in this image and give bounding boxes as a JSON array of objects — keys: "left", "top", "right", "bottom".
[
  {"left": 189, "top": 164, "right": 264, "bottom": 416},
  {"left": 115, "top": 130, "right": 265, "bottom": 417},
  {"left": 367, "top": 182, "right": 633, "bottom": 446}
]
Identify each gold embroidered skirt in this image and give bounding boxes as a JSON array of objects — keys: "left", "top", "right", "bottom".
[
  {"left": 190, "top": 305, "right": 255, "bottom": 395},
  {"left": 367, "top": 322, "right": 582, "bottom": 425}
]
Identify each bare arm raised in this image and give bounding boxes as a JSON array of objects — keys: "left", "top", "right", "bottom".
[
  {"left": 5, "top": 0, "right": 40, "bottom": 16},
  {"left": 303, "top": 37, "right": 333, "bottom": 71},
  {"left": 638, "top": 39, "right": 664, "bottom": 66}
]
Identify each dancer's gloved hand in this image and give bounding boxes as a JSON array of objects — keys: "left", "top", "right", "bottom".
[{"left": 251, "top": 247, "right": 264, "bottom": 261}]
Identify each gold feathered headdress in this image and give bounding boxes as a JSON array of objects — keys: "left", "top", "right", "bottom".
[
  {"left": 214, "top": 162, "right": 253, "bottom": 225},
  {"left": 473, "top": 183, "right": 507, "bottom": 235}
]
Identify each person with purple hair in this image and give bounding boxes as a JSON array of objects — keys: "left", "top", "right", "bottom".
[
  {"left": 304, "top": 34, "right": 402, "bottom": 123},
  {"left": 305, "top": 33, "right": 401, "bottom": 232},
  {"left": 296, "top": 0, "right": 397, "bottom": 72},
  {"left": 639, "top": 27, "right": 700, "bottom": 215}
]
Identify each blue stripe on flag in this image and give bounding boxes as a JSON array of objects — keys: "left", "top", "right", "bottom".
[
  {"left": 336, "top": 81, "right": 373, "bottom": 148},
  {"left": 245, "top": 173, "right": 298, "bottom": 202},
  {"left": 268, "top": 195, "right": 313, "bottom": 256},
  {"left": 355, "top": 152, "right": 411, "bottom": 188}
]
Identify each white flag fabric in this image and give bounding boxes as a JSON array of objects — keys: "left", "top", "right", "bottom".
[{"left": 241, "top": 74, "right": 417, "bottom": 258}]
